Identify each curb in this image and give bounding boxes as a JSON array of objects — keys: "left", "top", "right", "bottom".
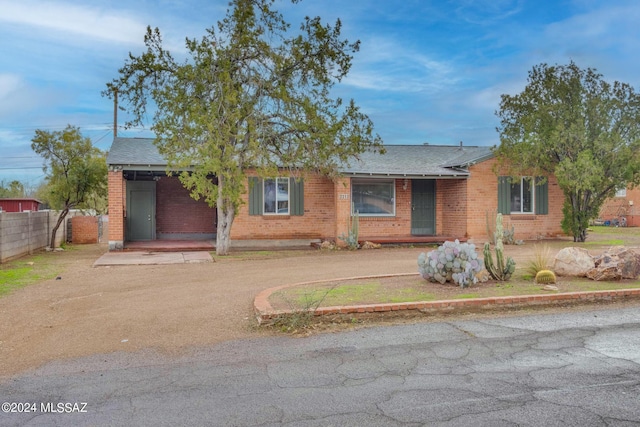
[{"left": 254, "top": 274, "right": 640, "bottom": 325}]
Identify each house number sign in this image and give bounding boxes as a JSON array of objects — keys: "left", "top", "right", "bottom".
[{"left": 339, "top": 194, "right": 350, "bottom": 200}]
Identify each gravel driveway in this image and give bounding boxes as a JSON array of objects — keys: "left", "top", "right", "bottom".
[{"left": 0, "top": 234, "right": 637, "bottom": 378}]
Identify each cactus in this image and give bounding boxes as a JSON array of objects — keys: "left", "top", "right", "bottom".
[
  {"left": 339, "top": 210, "right": 360, "bottom": 250},
  {"left": 535, "top": 269, "right": 556, "bottom": 284},
  {"left": 418, "top": 240, "right": 483, "bottom": 288},
  {"left": 483, "top": 213, "right": 516, "bottom": 281}
]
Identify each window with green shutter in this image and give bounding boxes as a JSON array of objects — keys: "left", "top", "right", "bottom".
[
  {"left": 248, "top": 177, "right": 304, "bottom": 216},
  {"left": 498, "top": 176, "right": 548, "bottom": 215}
]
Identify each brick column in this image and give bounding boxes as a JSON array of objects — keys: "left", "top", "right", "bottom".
[
  {"left": 108, "top": 169, "right": 125, "bottom": 250},
  {"left": 334, "top": 177, "right": 352, "bottom": 246}
]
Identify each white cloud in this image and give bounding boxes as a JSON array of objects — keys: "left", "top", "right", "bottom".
[
  {"left": 345, "top": 36, "right": 459, "bottom": 94},
  {"left": 0, "top": 0, "right": 147, "bottom": 45}
]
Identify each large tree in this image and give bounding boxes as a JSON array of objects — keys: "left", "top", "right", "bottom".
[
  {"left": 495, "top": 62, "right": 640, "bottom": 242},
  {"left": 0, "top": 180, "right": 26, "bottom": 198},
  {"left": 104, "top": 0, "right": 382, "bottom": 255},
  {"left": 32, "top": 125, "right": 107, "bottom": 248}
]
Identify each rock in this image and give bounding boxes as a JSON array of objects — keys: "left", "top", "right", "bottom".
[
  {"left": 319, "top": 240, "right": 335, "bottom": 250},
  {"left": 553, "top": 247, "right": 594, "bottom": 277},
  {"left": 586, "top": 246, "right": 640, "bottom": 281},
  {"left": 475, "top": 270, "right": 491, "bottom": 283},
  {"left": 543, "top": 285, "right": 559, "bottom": 291},
  {"left": 361, "top": 241, "right": 381, "bottom": 249}
]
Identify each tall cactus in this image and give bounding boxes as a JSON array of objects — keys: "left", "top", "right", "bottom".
[{"left": 483, "top": 213, "right": 516, "bottom": 280}]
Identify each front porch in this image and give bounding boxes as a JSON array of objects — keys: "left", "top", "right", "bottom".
[
  {"left": 358, "top": 235, "right": 468, "bottom": 245},
  {"left": 124, "top": 239, "right": 215, "bottom": 252}
]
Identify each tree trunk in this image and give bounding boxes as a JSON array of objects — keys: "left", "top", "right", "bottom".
[
  {"left": 215, "top": 178, "right": 235, "bottom": 256},
  {"left": 50, "top": 207, "right": 70, "bottom": 249}
]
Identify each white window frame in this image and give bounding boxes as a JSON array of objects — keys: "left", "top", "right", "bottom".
[
  {"left": 351, "top": 179, "right": 396, "bottom": 216},
  {"left": 615, "top": 187, "right": 627, "bottom": 198},
  {"left": 263, "top": 178, "right": 289, "bottom": 215},
  {"left": 510, "top": 177, "right": 535, "bottom": 214}
]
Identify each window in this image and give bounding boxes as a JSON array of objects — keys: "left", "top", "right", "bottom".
[
  {"left": 352, "top": 179, "right": 395, "bottom": 216},
  {"left": 615, "top": 188, "right": 627, "bottom": 198},
  {"left": 498, "top": 176, "right": 548, "bottom": 215},
  {"left": 248, "top": 177, "right": 304, "bottom": 216},
  {"left": 264, "top": 178, "right": 289, "bottom": 215},
  {"left": 510, "top": 177, "right": 534, "bottom": 213}
]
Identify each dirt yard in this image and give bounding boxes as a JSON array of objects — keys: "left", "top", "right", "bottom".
[{"left": 1, "top": 228, "right": 639, "bottom": 377}]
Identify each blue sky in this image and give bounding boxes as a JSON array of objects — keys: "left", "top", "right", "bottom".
[{"left": 1, "top": 0, "right": 639, "bottom": 185}]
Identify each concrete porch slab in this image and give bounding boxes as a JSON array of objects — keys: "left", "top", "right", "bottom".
[{"left": 93, "top": 251, "right": 213, "bottom": 267}]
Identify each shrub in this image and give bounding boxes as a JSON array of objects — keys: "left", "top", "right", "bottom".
[
  {"left": 418, "top": 240, "right": 483, "bottom": 288},
  {"left": 524, "top": 244, "right": 552, "bottom": 277}
]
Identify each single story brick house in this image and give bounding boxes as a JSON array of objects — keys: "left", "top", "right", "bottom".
[
  {"left": 106, "top": 137, "right": 565, "bottom": 250},
  {"left": 599, "top": 186, "right": 640, "bottom": 226}
]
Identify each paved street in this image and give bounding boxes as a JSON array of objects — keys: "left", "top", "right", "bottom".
[{"left": 1, "top": 306, "right": 640, "bottom": 426}]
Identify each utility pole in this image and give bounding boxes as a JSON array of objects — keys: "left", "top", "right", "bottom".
[{"left": 113, "top": 87, "right": 118, "bottom": 138}]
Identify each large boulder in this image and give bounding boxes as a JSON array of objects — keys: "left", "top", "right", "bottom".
[
  {"left": 553, "top": 247, "right": 595, "bottom": 277},
  {"left": 586, "top": 246, "right": 640, "bottom": 281}
]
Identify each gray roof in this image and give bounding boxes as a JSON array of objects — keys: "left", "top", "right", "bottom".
[
  {"left": 107, "top": 137, "right": 165, "bottom": 167},
  {"left": 107, "top": 137, "right": 494, "bottom": 177},
  {"left": 342, "top": 145, "right": 493, "bottom": 178}
]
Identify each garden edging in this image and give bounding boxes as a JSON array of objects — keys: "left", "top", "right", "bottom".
[{"left": 253, "top": 273, "right": 640, "bottom": 325}]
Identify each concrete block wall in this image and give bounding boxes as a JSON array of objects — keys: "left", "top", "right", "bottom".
[{"left": 0, "top": 211, "right": 68, "bottom": 263}]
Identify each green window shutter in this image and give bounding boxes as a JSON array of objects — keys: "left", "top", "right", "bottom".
[
  {"left": 290, "top": 177, "right": 304, "bottom": 216},
  {"left": 535, "top": 177, "right": 548, "bottom": 215},
  {"left": 497, "top": 176, "right": 511, "bottom": 214},
  {"left": 248, "top": 177, "right": 263, "bottom": 215}
]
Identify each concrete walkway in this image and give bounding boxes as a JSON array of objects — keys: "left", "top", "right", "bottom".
[{"left": 93, "top": 251, "right": 213, "bottom": 266}]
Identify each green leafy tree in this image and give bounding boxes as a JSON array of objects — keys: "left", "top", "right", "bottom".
[
  {"left": 104, "top": 0, "right": 382, "bottom": 255},
  {"left": 495, "top": 62, "right": 640, "bottom": 242},
  {"left": 31, "top": 125, "right": 107, "bottom": 248},
  {"left": 0, "top": 180, "right": 26, "bottom": 198}
]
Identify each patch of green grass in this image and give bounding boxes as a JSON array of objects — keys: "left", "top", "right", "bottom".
[
  {"left": 273, "top": 281, "right": 437, "bottom": 307},
  {"left": 583, "top": 239, "right": 625, "bottom": 246},
  {"left": 589, "top": 225, "right": 640, "bottom": 236},
  {"left": 0, "top": 254, "right": 59, "bottom": 297},
  {"left": 455, "top": 293, "right": 480, "bottom": 299}
]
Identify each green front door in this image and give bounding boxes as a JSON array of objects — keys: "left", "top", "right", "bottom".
[
  {"left": 411, "top": 179, "right": 435, "bottom": 235},
  {"left": 127, "top": 181, "right": 156, "bottom": 241}
]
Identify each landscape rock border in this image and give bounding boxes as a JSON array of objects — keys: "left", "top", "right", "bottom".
[{"left": 254, "top": 273, "right": 640, "bottom": 325}]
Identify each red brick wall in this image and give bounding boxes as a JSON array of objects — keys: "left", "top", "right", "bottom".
[
  {"left": 108, "top": 170, "right": 125, "bottom": 243},
  {"left": 232, "top": 173, "right": 336, "bottom": 240},
  {"left": 357, "top": 179, "right": 412, "bottom": 238},
  {"left": 466, "top": 159, "right": 565, "bottom": 241},
  {"left": 599, "top": 187, "right": 640, "bottom": 226},
  {"left": 156, "top": 176, "right": 216, "bottom": 235},
  {"left": 71, "top": 216, "right": 98, "bottom": 244},
  {"left": 438, "top": 179, "right": 468, "bottom": 237}
]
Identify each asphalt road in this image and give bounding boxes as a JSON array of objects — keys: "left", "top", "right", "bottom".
[{"left": 1, "top": 307, "right": 639, "bottom": 426}]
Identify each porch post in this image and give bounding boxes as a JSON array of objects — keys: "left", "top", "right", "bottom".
[
  {"left": 108, "top": 168, "right": 125, "bottom": 250},
  {"left": 334, "top": 177, "right": 351, "bottom": 246}
]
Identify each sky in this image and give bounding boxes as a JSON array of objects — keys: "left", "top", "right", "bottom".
[{"left": 1, "top": 0, "right": 639, "bottom": 186}]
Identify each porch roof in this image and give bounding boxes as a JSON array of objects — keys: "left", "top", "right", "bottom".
[
  {"left": 342, "top": 145, "right": 493, "bottom": 178},
  {"left": 107, "top": 137, "right": 165, "bottom": 169},
  {"left": 106, "top": 137, "right": 494, "bottom": 177}
]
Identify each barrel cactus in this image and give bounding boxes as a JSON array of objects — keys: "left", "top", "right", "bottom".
[
  {"left": 535, "top": 269, "right": 557, "bottom": 284},
  {"left": 418, "top": 240, "right": 483, "bottom": 288}
]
